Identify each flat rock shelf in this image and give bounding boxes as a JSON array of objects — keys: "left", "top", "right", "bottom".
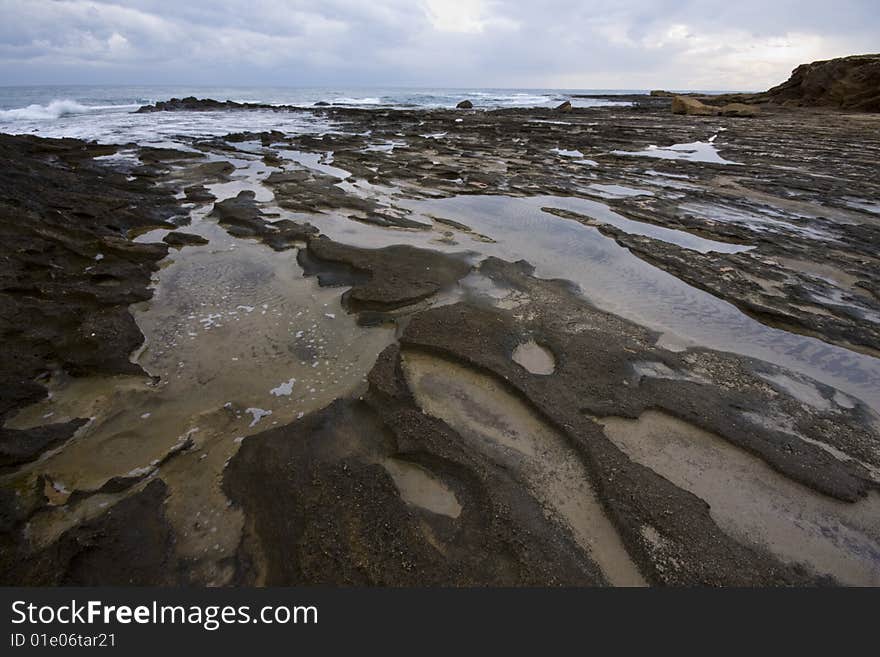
[{"left": 2, "top": 90, "right": 880, "bottom": 586}]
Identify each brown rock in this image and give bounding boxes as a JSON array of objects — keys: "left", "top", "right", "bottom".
[
  {"left": 456, "top": 100, "right": 473, "bottom": 109},
  {"left": 555, "top": 100, "right": 573, "bottom": 112},
  {"left": 671, "top": 96, "right": 720, "bottom": 116},
  {"left": 765, "top": 54, "right": 880, "bottom": 112}
]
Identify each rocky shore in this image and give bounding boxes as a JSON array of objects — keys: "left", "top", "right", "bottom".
[{"left": 2, "top": 60, "right": 880, "bottom": 586}]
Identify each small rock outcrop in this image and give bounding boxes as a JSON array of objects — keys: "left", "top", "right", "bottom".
[
  {"left": 671, "top": 96, "right": 718, "bottom": 116},
  {"left": 162, "top": 231, "right": 208, "bottom": 248},
  {"left": 555, "top": 100, "right": 573, "bottom": 112},
  {"left": 672, "top": 96, "right": 759, "bottom": 118},
  {"left": 456, "top": 100, "right": 473, "bottom": 109}
]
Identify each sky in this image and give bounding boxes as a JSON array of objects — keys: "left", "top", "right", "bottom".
[{"left": 0, "top": 0, "right": 877, "bottom": 90}]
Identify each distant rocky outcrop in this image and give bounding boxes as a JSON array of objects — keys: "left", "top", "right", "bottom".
[
  {"left": 672, "top": 95, "right": 760, "bottom": 118},
  {"left": 456, "top": 100, "right": 473, "bottom": 109},
  {"left": 763, "top": 54, "right": 880, "bottom": 112},
  {"left": 555, "top": 100, "right": 573, "bottom": 112},
  {"left": 666, "top": 54, "right": 880, "bottom": 114},
  {"left": 136, "top": 96, "right": 275, "bottom": 113}
]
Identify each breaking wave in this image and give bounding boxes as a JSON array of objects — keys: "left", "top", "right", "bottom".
[
  {"left": 0, "top": 99, "right": 137, "bottom": 121},
  {"left": 330, "top": 96, "right": 383, "bottom": 105}
]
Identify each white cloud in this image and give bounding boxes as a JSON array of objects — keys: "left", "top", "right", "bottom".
[
  {"left": 0, "top": 0, "right": 877, "bottom": 88},
  {"left": 423, "top": 0, "right": 519, "bottom": 34}
]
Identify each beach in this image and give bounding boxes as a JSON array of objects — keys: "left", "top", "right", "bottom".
[{"left": 2, "top": 76, "right": 880, "bottom": 586}]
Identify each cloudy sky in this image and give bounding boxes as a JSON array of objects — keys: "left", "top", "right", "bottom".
[{"left": 1, "top": 0, "right": 877, "bottom": 90}]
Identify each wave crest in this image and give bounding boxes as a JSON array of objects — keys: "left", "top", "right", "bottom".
[{"left": 0, "top": 99, "right": 100, "bottom": 121}]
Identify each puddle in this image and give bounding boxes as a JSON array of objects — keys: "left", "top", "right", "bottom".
[
  {"left": 644, "top": 169, "right": 691, "bottom": 180},
  {"left": 758, "top": 372, "right": 836, "bottom": 412},
  {"left": 614, "top": 137, "right": 740, "bottom": 165},
  {"left": 551, "top": 148, "right": 584, "bottom": 158},
  {"left": 539, "top": 197, "right": 749, "bottom": 254},
  {"left": 807, "top": 285, "right": 880, "bottom": 324},
  {"left": 680, "top": 202, "right": 837, "bottom": 241},
  {"left": 402, "top": 351, "right": 647, "bottom": 586},
  {"left": 631, "top": 361, "right": 706, "bottom": 384},
  {"left": 587, "top": 183, "right": 654, "bottom": 198},
  {"left": 364, "top": 140, "right": 406, "bottom": 153},
  {"left": 382, "top": 458, "right": 462, "bottom": 518},
  {"left": 275, "top": 148, "right": 351, "bottom": 179},
  {"left": 843, "top": 197, "right": 880, "bottom": 216},
  {"left": 512, "top": 340, "right": 556, "bottom": 375},
  {"left": 204, "top": 153, "right": 276, "bottom": 203},
  {"left": 600, "top": 410, "right": 880, "bottom": 585}
]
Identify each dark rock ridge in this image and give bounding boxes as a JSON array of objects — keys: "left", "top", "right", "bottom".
[
  {"left": 1, "top": 479, "right": 178, "bottom": 585},
  {"left": 163, "top": 231, "right": 209, "bottom": 248},
  {"left": 136, "top": 96, "right": 277, "bottom": 113},
  {"left": 209, "top": 190, "right": 318, "bottom": 250},
  {"left": 298, "top": 236, "right": 472, "bottom": 312},
  {"left": 223, "top": 394, "right": 602, "bottom": 585},
  {"left": 0, "top": 134, "right": 181, "bottom": 467}
]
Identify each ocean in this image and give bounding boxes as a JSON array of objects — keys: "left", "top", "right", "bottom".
[{"left": 0, "top": 85, "right": 638, "bottom": 146}]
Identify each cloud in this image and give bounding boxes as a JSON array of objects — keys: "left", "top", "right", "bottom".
[
  {"left": 424, "top": 0, "right": 519, "bottom": 34},
  {"left": 0, "top": 0, "right": 877, "bottom": 88}
]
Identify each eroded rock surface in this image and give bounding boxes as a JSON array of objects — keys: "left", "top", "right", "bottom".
[
  {"left": 0, "top": 135, "right": 182, "bottom": 467},
  {"left": 4, "top": 81, "right": 880, "bottom": 586}
]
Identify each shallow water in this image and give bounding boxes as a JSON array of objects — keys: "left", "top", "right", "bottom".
[
  {"left": 255, "top": 171, "right": 880, "bottom": 411},
  {"left": 168, "top": 148, "right": 880, "bottom": 415},
  {"left": 8, "top": 200, "right": 394, "bottom": 583},
  {"left": 381, "top": 458, "right": 462, "bottom": 519},
  {"left": 403, "top": 351, "right": 646, "bottom": 586},
  {"left": 5, "top": 98, "right": 880, "bottom": 586},
  {"left": 601, "top": 410, "right": 880, "bottom": 585},
  {"left": 512, "top": 340, "right": 556, "bottom": 375},
  {"left": 388, "top": 194, "right": 880, "bottom": 411}
]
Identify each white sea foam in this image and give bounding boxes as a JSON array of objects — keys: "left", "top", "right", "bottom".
[
  {"left": 0, "top": 99, "right": 138, "bottom": 121},
  {"left": 332, "top": 97, "right": 382, "bottom": 105},
  {"left": 245, "top": 407, "right": 273, "bottom": 427},
  {"left": 270, "top": 378, "right": 296, "bottom": 397}
]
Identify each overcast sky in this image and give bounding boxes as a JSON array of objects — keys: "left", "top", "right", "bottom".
[{"left": 1, "top": 0, "right": 877, "bottom": 90}]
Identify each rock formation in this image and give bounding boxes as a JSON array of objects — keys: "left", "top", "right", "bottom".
[{"left": 763, "top": 54, "right": 880, "bottom": 112}]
